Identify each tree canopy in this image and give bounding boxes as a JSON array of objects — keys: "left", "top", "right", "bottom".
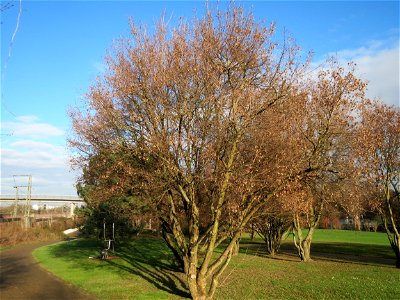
[{"left": 69, "top": 4, "right": 400, "bottom": 299}]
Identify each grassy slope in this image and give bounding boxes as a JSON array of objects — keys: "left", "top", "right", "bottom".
[
  {"left": 32, "top": 230, "right": 400, "bottom": 300},
  {"left": 33, "top": 238, "right": 188, "bottom": 300}
]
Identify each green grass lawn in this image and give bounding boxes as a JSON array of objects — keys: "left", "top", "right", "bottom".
[
  {"left": 307, "top": 228, "right": 390, "bottom": 245},
  {"left": 241, "top": 229, "right": 395, "bottom": 261},
  {"left": 32, "top": 230, "right": 400, "bottom": 300},
  {"left": 33, "top": 237, "right": 188, "bottom": 299}
]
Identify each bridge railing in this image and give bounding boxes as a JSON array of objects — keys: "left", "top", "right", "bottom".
[{"left": 0, "top": 195, "right": 84, "bottom": 202}]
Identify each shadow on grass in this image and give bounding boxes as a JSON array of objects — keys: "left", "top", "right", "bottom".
[
  {"left": 107, "top": 238, "right": 190, "bottom": 298},
  {"left": 46, "top": 239, "right": 103, "bottom": 261},
  {"left": 239, "top": 240, "right": 396, "bottom": 267},
  {"left": 46, "top": 237, "right": 190, "bottom": 298}
]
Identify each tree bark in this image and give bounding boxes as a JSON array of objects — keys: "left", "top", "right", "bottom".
[
  {"left": 353, "top": 214, "right": 361, "bottom": 231},
  {"left": 299, "top": 238, "right": 312, "bottom": 262},
  {"left": 292, "top": 212, "right": 318, "bottom": 262},
  {"left": 383, "top": 182, "right": 400, "bottom": 269},
  {"left": 383, "top": 216, "right": 400, "bottom": 269},
  {"left": 232, "top": 238, "right": 240, "bottom": 256}
]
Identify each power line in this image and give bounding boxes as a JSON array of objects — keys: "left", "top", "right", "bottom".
[
  {"left": 1, "top": 101, "right": 17, "bottom": 117},
  {"left": 1, "top": 0, "right": 22, "bottom": 119},
  {"left": 3, "top": 0, "right": 22, "bottom": 78},
  {"left": 0, "top": 2, "right": 14, "bottom": 13}
]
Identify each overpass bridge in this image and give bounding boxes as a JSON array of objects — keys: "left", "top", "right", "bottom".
[
  {"left": 0, "top": 195, "right": 86, "bottom": 218},
  {"left": 0, "top": 195, "right": 85, "bottom": 204}
]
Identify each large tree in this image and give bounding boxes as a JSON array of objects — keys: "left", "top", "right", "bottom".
[
  {"left": 357, "top": 102, "right": 400, "bottom": 268},
  {"left": 70, "top": 5, "right": 307, "bottom": 299}
]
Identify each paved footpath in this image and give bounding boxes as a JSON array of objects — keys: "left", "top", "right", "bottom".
[{"left": 0, "top": 241, "right": 96, "bottom": 300}]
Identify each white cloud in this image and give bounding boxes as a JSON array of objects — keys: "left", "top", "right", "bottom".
[
  {"left": 15, "top": 115, "right": 40, "bottom": 123},
  {"left": 352, "top": 46, "right": 399, "bottom": 107},
  {"left": 1, "top": 148, "right": 67, "bottom": 169},
  {"left": 1, "top": 116, "right": 78, "bottom": 196},
  {"left": 10, "top": 140, "right": 64, "bottom": 152},
  {"left": 333, "top": 40, "right": 387, "bottom": 60},
  {"left": 1, "top": 121, "right": 64, "bottom": 138},
  {"left": 0, "top": 146, "right": 79, "bottom": 195},
  {"left": 313, "top": 40, "right": 399, "bottom": 107}
]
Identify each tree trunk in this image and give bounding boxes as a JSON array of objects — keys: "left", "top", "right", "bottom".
[
  {"left": 255, "top": 216, "right": 290, "bottom": 256},
  {"left": 353, "top": 214, "right": 361, "bottom": 231},
  {"left": 268, "top": 246, "right": 276, "bottom": 257},
  {"left": 186, "top": 254, "right": 209, "bottom": 300},
  {"left": 265, "top": 232, "right": 280, "bottom": 256},
  {"left": 299, "top": 239, "right": 312, "bottom": 262},
  {"left": 389, "top": 232, "right": 400, "bottom": 269},
  {"left": 232, "top": 238, "right": 240, "bottom": 256},
  {"left": 393, "top": 229, "right": 399, "bottom": 269},
  {"left": 384, "top": 225, "right": 400, "bottom": 269},
  {"left": 292, "top": 213, "right": 316, "bottom": 262},
  {"left": 381, "top": 190, "right": 400, "bottom": 269}
]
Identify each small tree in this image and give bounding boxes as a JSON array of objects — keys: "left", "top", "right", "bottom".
[
  {"left": 357, "top": 102, "right": 400, "bottom": 268},
  {"left": 76, "top": 182, "right": 153, "bottom": 239},
  {"left": 335, "top": 174, "right": 368, "bottom": 231},
  {"left": 287, "top": 62, "right": 366, "bottom": 262},
  {"left": 252, "top": 208, "right": 291, "bottom": 256}
]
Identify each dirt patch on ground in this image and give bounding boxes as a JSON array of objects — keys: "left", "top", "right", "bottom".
[{"left": 0, "top": 241, "right": 96, "bottom": 300}]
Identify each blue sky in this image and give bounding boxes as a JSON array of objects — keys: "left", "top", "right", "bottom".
[{"left": 1, "top": 0, "right": 399, "bottom": 196}]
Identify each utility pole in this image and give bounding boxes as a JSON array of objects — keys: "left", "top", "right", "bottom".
[
  {"left": 12, "top": 175, "right": 32, "bottom": 228},
  {"left": 24, "top": 175, "right": 32, "bottom": 227},
  {"left": 12, "top": 186, "right": 19, "bottom": 217},
  {"left": 69, "top": 202, "right": 76, "bottom": 218}
]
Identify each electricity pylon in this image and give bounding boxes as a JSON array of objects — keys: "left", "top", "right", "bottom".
[
  {"left": 12, "top": 175, "right": 32, "bottom": 228},
  {"left": 12, "top": 186, "right": 19, "bottom": 217}
]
